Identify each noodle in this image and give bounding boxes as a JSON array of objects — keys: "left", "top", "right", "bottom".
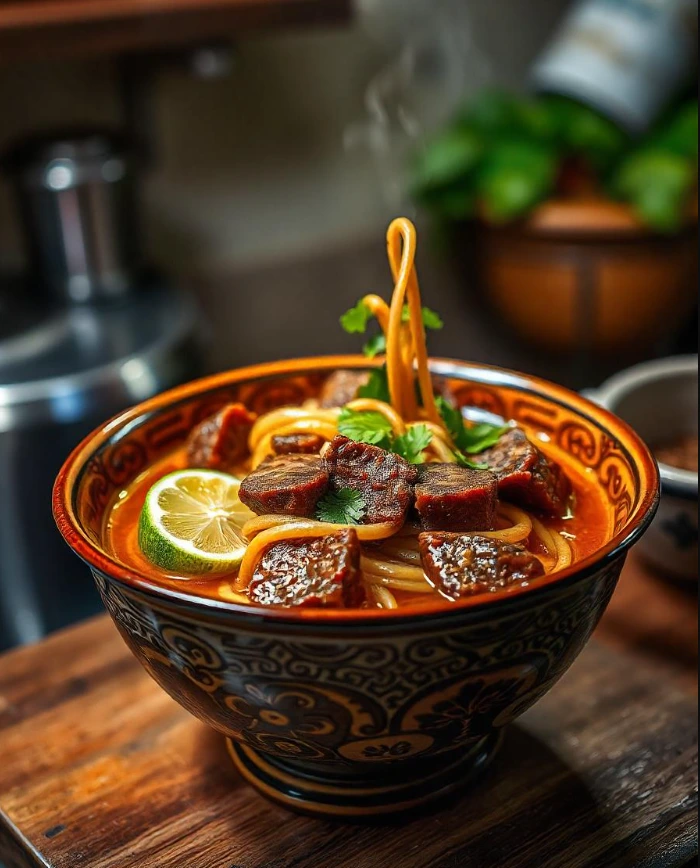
[
  {"left": 236, "top": 517, "right": 401, "bottom": 591},
  {"left": 367, "top": 584, "right": 399, "bottom": 609},
  {"left": 250, "top": 407, "right": 339, "bottom": 445},
  {"left": 251, "top": 420, "right": 339, "bottom": 468},
  {"left": 361, "top": 294, "right": 391, "bottom": 333},
  {"left": 230, "top": 217, "right": 576, "bottom": 607},
  {"left": 361, "top": 556, "right": 426, "bottom": 581}
]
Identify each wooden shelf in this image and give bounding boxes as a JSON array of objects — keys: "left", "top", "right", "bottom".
[{"left": 0, "top": 0, "right": 351, "bottom": 63}]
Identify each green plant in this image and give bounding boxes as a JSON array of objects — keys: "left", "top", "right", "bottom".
[{"left": 411, "top": 91, "right": 698, "bottom": 232}]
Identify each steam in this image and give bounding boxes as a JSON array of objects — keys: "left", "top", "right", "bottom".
[{"left": 346, "top": 0, "right": 491, "bottom": 211}]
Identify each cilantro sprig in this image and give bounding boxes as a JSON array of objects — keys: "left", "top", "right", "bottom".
[
  {"left": 338, "top": 408, "right": 393, "bottom": 449},
  {"left": 435, "top": 396, "right": 507, "bottom": 468},
  {"left": 392, "top": 424, "right": 433, "bottom": 464},
  {"left": 340, "top": 301, "right": 373, "bottom": 334},
  {"left": 363, "top": 334, "right": 388, "bottom": 359},
  {"left": 340, "top": 300, "right": 444, "bottom": 360},
  {"left": 315, "top": 489, "right": 367, "bottom": 525},
  {"left": 338, "top": 408, "right": 432, "bottom": 464},
  {"left": 337, "top": 297, "right": 505, "bottom": 469},
  {"left": 356, "top": 366, "right": 391, "bottom": 403},
  {"left": 403, "top": 306, "right": 444, "bottom": 329}
]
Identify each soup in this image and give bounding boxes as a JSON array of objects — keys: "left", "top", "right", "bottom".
[{"left": 104, "top": 218, "right": 611, "bottom": 611}]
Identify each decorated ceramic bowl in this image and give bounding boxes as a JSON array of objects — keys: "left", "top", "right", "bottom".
[
  {"left": 53, "top": 357, "right": 659, "bottom": 818},
  {"left": 594, "top": 355, "right": 698, "bottom": 581}
]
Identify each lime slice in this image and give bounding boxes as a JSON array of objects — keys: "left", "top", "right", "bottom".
[{"left": 138, "top": 469, "right": 254, "bottom": 576}]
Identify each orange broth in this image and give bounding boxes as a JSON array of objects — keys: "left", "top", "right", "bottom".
[{"left": 103, "top": 440, "right": 612, "bottom": 609}]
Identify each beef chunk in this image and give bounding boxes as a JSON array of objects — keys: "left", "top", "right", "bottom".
[
  {"left": 239, "top": 455, "right": 329, "bottom": 517},
  {"left": 271, "top": 432, "right": 325, "bottom": 456},
  {"left": 322, "top": 435, "right": 418, "bottom": 525},
  {"left": 187, "top": 403, "right": 256, "bottom": 472},
  {"left": 477, "top": 428, "right": 571, "bottom": 515},
  {"left": 249, "top": 529, "right": 363, "bottom": 608},
  {"left": 419, "top": 533, "right": 545, "bottom": 600},
  {"left": 415, "top": 464, "right": 498, "bottom": 532},
  {"left": 319, "top": 370, "right": 369, "bottom": 408}
]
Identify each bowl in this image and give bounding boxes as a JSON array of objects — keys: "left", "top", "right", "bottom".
[
  {"left": 594, "top": 355, "right": 698, "bottom": 582},
  {"left": 53, "top": 356, "right": 659, "bottom": 818},
  {"left": 473, "top": 199, "right": 698, "bottom": 355}
]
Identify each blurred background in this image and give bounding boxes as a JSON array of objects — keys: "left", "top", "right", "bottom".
[{"left": 0, "top": 0, "right": 697, "bottom": 651}]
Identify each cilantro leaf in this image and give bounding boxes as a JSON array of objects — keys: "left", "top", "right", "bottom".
[
  {"left": 436, "top": 396, "right": 507, "bottom": 454},
  {"left": 401, "top": 305, "right": 444, "bottom": 330},
  {"left": 453, "top": 450, "right": 489, "bottom": 471},
  {"left": 340, "top": 301, "right": 372, "bottom": 334},
  {"left": 337, "top": 408, "right": 393, "bottom": 449},
  {"left": 435, "top": 396, "right": 465, "bottom": 444},
  {"left": 362, "top": 307, "right": 441, "bottom": 358},
  {"left": 315, "top": 489, "right": 367, "bottom": 525},
  {"left": 392, "top": 425, "right": 433, "bottom": 464},
  {"left": 459, "top": 423, "right": 507, "bottom": 453},
  {"left": 363, "top": 333, "right": 387, "bottom": 358},
  {"left": 357, "top": 366, "right": 391, "bottom": 403}
]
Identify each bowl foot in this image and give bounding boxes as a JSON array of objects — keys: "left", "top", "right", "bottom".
[{"left": 226, "top": 731, "right": 503, "bottom": 819}]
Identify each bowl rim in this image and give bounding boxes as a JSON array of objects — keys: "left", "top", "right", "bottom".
[
  {"left": 594, "top": 354, "right": 698, "bottom": 499},
  {"left": 53, "top": 355, "right": 660, "bottom": 626}
]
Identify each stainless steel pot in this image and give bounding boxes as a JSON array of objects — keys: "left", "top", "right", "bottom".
[
  {"left": 0, "top": 282, "right": 201, "bottom": 650},
  {"left": 5, "top": 130, "right": 142, "bottom": 304}
]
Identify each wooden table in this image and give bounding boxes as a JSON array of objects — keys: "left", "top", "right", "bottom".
[
  {"left": 596, "top": 552, "right": 698, "bottom": 695},
  {"left": 0, "top": 556, "right": 697, "bottom": 868}
]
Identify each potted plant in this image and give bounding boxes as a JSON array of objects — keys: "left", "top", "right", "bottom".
[{"left": 410, "top": 92, "right": 698, "bottom": 355}]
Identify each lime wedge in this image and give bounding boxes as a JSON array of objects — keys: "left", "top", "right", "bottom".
[{"left": 138, "top": 469, "right": 254, "bottom": 576}]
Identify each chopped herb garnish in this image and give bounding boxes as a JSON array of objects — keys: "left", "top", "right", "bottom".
[
  {"left": 435, "top": 396, "right": 465, "bottom": 445},
  {"left": 436, "top": 396, "right": 507, "bottom": 456},
  {"left": 340, "top": 301, "right": 372, "bottom": 334},
  {"left": 338, "top": 409, "right": 433, "bottom": 464},
  {"left": 460, "top": 422, "right": 508, "bottom": 453},
  {"left": 392, "top": 425, "right": 433, "bottom": 464},
  {"left": 342, "top": 297, "right": 444, "bottom": 344},
  {"left": 315, "top": 489, "right": 367, "bottom": 525},
  {"left": 363, "top": 333, "right": 387, "bottom": 358},
  {"left": 356, "top": 366, "right": 391, "bottom": 403},
  {"left": 453, "top": 450, "right": 489, "bottom": 471},
  {"left": 337, "top": 408, "right": 393, "bottom": 449},
  {"left": 401, "top": 305, "right": 444, "bottom": 330}
]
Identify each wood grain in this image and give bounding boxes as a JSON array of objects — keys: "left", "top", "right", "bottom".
[
  {"left": 0, "top": 615, "right": 697, "bottom": 868},
  {"left": 596, "top": 552, "right": 698, "bottom": 694},
  {"left": 0, "top": 0, "right": 350, "bottom": 63}
]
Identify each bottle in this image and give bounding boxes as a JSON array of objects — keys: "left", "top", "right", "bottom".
[{"left": 532, "top": 0, "right": 698, "bottom": 132}]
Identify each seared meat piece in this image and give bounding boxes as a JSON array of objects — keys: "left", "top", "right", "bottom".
[
  {"left": 249, "top": 529, "right": 363, "bottom": 608},
  {"left": 419, "top": 533, "right": 545, "bottom": 600},
  {"left": 239, "top": 455, "right": 329, "bottom": 517},
  {"left": 477, "top": 428, "right": 571, "bottom": 515},
  {"left": 322, "top": 435, "right": 418, "bottom": 525},
  {"left": 187, "top": 403, "right": 256, "bottom": 472},
  {"left": 319, "top": 370, "right": 369, "bottom": 408},
  {"left": 271, "top": 432, "right": 325, "bottom": 456},
  {"left": 415, "top": 464, "right": 498, "bottom": 532}
]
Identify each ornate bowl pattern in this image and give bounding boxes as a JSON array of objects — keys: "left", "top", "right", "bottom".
[{"left": 54, "top": 357, "right": 659, "bottom": 817}]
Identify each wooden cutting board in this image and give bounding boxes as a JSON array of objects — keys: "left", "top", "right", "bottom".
[{"left": 0, "top": 616, "right": 697, "bottom": 868}]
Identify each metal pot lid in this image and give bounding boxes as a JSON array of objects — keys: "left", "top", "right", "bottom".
[{"left": 0, "top": 282, "right": 198, "bottom": 431}]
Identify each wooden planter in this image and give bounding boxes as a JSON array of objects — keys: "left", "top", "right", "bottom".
[{"left": 474, "top": 199, "right": 698, "bottom": 355}]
